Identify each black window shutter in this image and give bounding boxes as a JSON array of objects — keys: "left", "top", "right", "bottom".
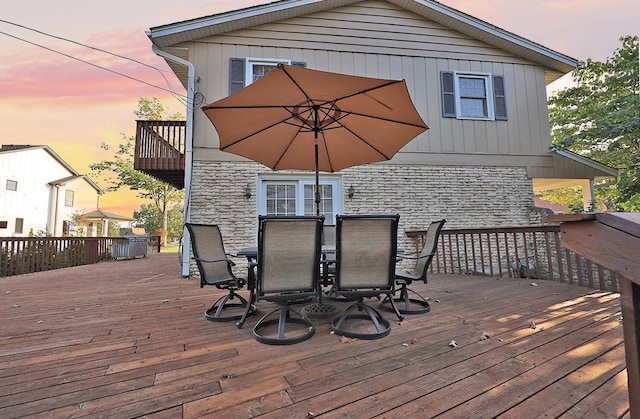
[
  {"left": 493, "top": 75, "right": 508, "bottom": 120},
  {"left": 440, "top": 71, "right": 456, "bottom": 118},
  {"left": 229, "top": 58, "right": 245, "bottom": 95},
  {"left": 291, "top": 61, "right": 307, "bottom": 68}
]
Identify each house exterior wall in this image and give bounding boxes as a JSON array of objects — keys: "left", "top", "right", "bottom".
[
  {"left": 190, "top": 0, "right": 552, "bottom": 169},
  {"left": 189, "top": 160, "right": 544, "bottom": 273},
  {"left": 0, "top": 149, "right": 99, "bottom": 237},
  {"left": 182, "top": 0, "right": 551, "bottom": 241}
]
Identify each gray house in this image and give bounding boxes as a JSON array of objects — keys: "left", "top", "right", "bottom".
[{"left": 137, "top": 0, "right": 617, "bottom": 276}]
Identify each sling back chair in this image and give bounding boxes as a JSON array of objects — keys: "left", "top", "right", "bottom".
[
  {"left": 331, "top": 214, "right": 404, "bottom": 339},
  {"left": 381, "top": 219, "right": 446, "bottom": 315},
  {"left": 185, "top": 223, "right": 256, "bottom": 322},
  {"left": 251, "top": 215, "right": 324, "bottom": 345}
]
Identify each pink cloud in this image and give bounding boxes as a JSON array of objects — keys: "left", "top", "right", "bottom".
[{"left": 1, "top": 28, "right": 182, "bottom": 106}]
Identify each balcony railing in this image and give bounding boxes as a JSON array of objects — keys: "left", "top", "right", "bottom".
[
  {"left": 405, "top": 225, "right": 622, "bottom": 292},
  {"left": 134, "top": 120, "right": 186, "bottom": 189}
]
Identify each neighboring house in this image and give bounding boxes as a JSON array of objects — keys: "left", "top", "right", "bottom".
[
  {"left": 82, "top": 209, "right": 134, "bottom": 237},
  {"left": 0, "top": 144, "right": 103, "bottom": 237},
  {"left": 139, "top": 0, "right": 617, "bottom": 276}
]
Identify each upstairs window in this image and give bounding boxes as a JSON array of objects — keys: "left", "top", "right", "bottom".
[
  {"left": 65, "top": 190, "right": 74, "bottom": 207},
  {"left": 229, "top": 58, "right": 307, "bottom": 95},
  {"left": 6, "top": 179, "right": 17, "bottom": 191},
  {"left": 441, "top": 71, "right": 507, "bottom": 121}
]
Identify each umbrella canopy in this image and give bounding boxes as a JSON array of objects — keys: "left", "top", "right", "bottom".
[{"left": 202, "top": 63, "right": 428, "bottom": 214}]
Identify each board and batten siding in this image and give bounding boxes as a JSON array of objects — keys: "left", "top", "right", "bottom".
[{"left": 191, "top": 0, "right": 552, "bottom": 166}]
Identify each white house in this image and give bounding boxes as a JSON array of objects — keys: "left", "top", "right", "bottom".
[{"left": 0, "top": 145, "right": 103, "bottom": 237}]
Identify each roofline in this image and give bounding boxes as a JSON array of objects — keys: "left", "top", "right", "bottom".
[
  {"left": 49, "top": 175, "right": 104, "bottom": 194},
  {"left": 1, "top": 144, "right": 79, "bottom": 176},
  {"left": 148, "top": 0, "right": 578, "bottom": 76},
  {"left": 552, "top": 147, "right": 619, "bottom": 177},
  {"left": 394, "top": 0, "right": 578, "bottom": 70},
  {"left": 82, "top": 209, "right": 134, "bottom": 221}
]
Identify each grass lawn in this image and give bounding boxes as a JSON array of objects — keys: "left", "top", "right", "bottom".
[{"left": 160, "top": 244, "right": 181, "bottom": 253}]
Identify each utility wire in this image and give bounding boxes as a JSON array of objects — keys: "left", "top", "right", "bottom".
[{"left": 0, "top": 20, "right": 189, "bottom": 106}]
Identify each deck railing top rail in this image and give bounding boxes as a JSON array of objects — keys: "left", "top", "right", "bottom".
[{"left": 405, "top": 224, "right": 620, "bottom": 293}]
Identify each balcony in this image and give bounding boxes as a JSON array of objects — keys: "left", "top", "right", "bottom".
[{"left": 134, "top": 120, "right": 186, "bottom": 189}]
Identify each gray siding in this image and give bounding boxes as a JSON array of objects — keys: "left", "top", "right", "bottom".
[{"left": 192, "top": 0, "right": 552, "bottom": 165}]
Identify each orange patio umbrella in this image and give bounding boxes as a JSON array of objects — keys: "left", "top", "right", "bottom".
[{"left": 202, "top": 63, "right": 428, "bottom": 215}]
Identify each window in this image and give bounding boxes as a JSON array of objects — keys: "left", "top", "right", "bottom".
[
  {"left": 62, "top": 220, "right": 71, "bottom": 236},
  {"left": 6, "top": 179, "right": 17, "bottom": 191},
  {"left": 259, "top": 177, "right": 341, "bottom": 224},
  {"left": 65, "top": 190, "right": 74, "bottom": 207},
  {"left": 15, "top": 218, "right": 23, "bottom": 234},
  {"left": 229, "top": 58, "right": 306, "bottom": 95},
  {"left": 441, "top": 71, "right": 507, "bottom": 120}
]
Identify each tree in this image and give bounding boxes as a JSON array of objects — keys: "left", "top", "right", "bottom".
[
  {"left": 90, "top": 98, "right": 185, "bottom": 246},
  {"left": 133, "top": 203, "right": 184, "bottom": 242},
  {"left": 547, "top": 35, "right": 640, "bottom": 212}
]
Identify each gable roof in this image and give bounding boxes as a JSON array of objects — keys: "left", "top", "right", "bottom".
[
  {"left": 1, "top": 144, "right": 103, "bottom": 194},
  {"left": 551, "top": 147, "right": 618, "bottom": 179},
  {"left": 1, "top": 144, "right": 78, "bottom": 175},
  {"left": 148, "top": 0, "right": 578, "bottom": 84},
  {"left": 49, "top": 175, "right": 104, "bottom": 195},
  {"left": 82, "top": 209, "right": 134, "bottom": 222}
]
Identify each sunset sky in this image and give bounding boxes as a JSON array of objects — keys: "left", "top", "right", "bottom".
[{"left": 1, "top": 0, "right": 637, "bottom": 215}]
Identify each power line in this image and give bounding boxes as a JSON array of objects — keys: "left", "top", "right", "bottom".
[{"left": 0, "top": 20, "right": 189, "bottom": 105}]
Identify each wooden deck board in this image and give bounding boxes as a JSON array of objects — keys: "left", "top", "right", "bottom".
[{"left": 0, "top": 253, "right": 630, "bottom": 418}]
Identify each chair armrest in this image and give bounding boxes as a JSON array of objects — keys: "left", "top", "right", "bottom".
[
  {"left": 396, "top": 252, "right": 435, "bottom": 261},
  {"left": 193, "top": 256, "right": 235, "bottom": 266}
]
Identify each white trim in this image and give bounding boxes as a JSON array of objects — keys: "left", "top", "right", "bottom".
[
  {"left": 244, "top": 57, "right": 290, "bottom": 85},
  {"left": 257, "top": 174, "right": 343, "bottom": 222},
  {"left": 453, "top": 71, "right": 495, "bottom": 120}
]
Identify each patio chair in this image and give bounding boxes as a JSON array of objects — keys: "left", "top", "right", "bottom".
[
  {"left": 381, "top": 219, "right": 446, "bottom": 315},
  {"left": 185, "top": 223, "right": 256, "bottom": 322},
  {"left": 331, "top": 214, "right": 404, "bottom": 339},
  {"left": 251, "top": 215, "right": 324, "bottom": 345}
]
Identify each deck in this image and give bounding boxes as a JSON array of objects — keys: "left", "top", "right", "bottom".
[{"left": 0, "top": 253, "right": 630, "bottom": 418}]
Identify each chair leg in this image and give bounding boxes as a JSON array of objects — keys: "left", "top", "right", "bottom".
[
  {"left": 252, "top": 306, "right": 315, "bottom": 345},
  {"left": 381, "top": 285, "right": 430, "bottom": 315},
  {"left": 236, "top": 287, "right": 256, "bottom": 329},
  {"left": 331, "top": 300, "right": 392, "bottom": 340},
  {"left": 205, "top": 290, "right": 255, "bottom": 322}
]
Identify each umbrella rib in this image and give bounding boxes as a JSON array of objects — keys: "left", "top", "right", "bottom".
[
  {"left": 345, "top": 111, "right": 428, "bottom": 129},
  {"left": 218, "top": 112, "right": 301, "bottom": 150}
]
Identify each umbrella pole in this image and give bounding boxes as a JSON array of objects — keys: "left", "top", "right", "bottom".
[
  {"left": 313, "top": 106, "right": 321, "bottom": 217},
  {"left": 315, "top": 142, "right": 320, "bottom": 217}
]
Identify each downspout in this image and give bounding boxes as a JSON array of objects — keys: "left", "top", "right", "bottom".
[{"left": 152, "top": 45, "right": 194, "bottom": 278}]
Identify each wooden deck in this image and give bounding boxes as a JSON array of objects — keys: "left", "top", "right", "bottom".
[{"left": 0, "top": 253, "right": 630, "bottom": 418}]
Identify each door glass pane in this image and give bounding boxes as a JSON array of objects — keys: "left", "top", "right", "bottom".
[
  {"left": 265, "top": 184, "right": 296, "bottom": 216},
  {"left": 304, "top": 184, "right": 334, "bottom": 221}
]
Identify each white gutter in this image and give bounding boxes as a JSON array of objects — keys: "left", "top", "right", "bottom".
[{"left": 152, "top": 45, "right": 194, "bottom": 278}]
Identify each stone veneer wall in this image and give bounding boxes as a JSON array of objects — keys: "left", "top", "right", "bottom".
[{"left": 188, "top": 160, "right": 541, "bottom": 276}]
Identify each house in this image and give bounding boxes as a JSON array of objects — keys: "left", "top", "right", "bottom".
[
  {"left": 81, "top": 209, "right": 134, "bottom": 237},
  {"left": 0, "top": 145, "right": 103, "bottom": 237},
  {"left": 140, "top": 0, "right": 617, "bottom": 276}
]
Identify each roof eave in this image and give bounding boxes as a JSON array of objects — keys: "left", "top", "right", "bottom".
[{"left": 148, "top": 0, "right": 578, "bottom": 80}]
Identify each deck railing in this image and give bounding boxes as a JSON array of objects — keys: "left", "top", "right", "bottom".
[
  {"left": 405, "top": 225, "right": 622, "bottom": 292},
  {"left": 0, "top": 236, "right": 161, "bottom": 277}
]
